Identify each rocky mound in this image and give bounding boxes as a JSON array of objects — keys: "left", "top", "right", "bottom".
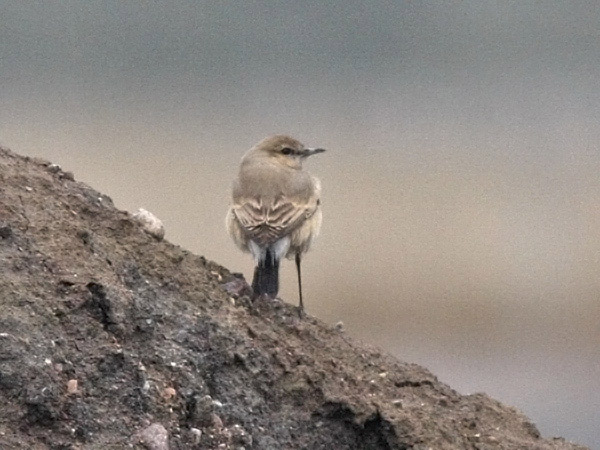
[{"left": 0, "top": 147, "right": 587, "bottom": 449}]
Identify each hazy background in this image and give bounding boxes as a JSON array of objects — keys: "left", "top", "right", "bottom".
[{"left": 1, "top": 2, "right": 599, "bottom": 447}]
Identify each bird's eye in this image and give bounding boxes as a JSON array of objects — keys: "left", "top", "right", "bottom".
[{"left": 281, "top": 147, "right": 293, "bottom": 155}]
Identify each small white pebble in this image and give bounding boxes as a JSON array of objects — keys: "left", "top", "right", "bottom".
[
  {"left": 190, "top": 427, "right": 202, "bottom": 444},
  {"left": 138, "top": 423, "right": 169, "bottom": 450},
  {"left": 210, "top": 271, "right": 223, "bottom": 281},
  {"left": 25, "top": 186, "right": 33, "bottom": 192},
  {"left": 132, "top": 208, "right": 165, "bottom": 240},
  {"left": 44, "top": 358, "right": 52, "bottom": 365}
]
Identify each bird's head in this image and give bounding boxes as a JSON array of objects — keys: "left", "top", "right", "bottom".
[{"left": 246, "top": 135, "right": 325, "bottom": 169}]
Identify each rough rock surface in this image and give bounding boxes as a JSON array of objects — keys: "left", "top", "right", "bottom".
[{"left": 0, "top": 147, "right": 588, "bottom": 449}]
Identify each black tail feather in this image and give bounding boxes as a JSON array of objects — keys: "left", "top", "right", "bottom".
[{"left": 252, "top": 249, "right": 279, "bottom": 297}]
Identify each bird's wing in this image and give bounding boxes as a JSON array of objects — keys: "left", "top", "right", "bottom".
[{"left": 232, "top": 195, "right": 318, "bottom": 246}]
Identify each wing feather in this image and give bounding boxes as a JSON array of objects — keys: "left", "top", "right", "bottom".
[{"left": 233, "top": 195, "right": 317, "bottom": 246}]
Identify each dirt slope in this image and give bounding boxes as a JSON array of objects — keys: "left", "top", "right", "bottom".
[{"left": 0, "top": 147, "right": 587, "bottom": 449}]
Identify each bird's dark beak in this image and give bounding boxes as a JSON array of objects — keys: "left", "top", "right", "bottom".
[{"left": 301, "top": 148, "right": 326, "bottom": 157}]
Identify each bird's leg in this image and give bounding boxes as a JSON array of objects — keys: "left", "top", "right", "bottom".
[{"left": 295, "top": 252, "right": 303, "bottom": 316}]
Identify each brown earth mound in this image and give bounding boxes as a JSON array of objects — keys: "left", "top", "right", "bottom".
[{"left": 0, "top": 147, "right": 587, "bottom": 449}]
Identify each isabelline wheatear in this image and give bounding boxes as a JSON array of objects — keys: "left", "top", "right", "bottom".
[{"left": 226, "top": 135, "right": 325, "bottom": 314}]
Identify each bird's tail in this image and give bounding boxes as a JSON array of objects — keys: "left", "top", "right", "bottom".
[{"left": 251, "top": 249, "right": 279, "bottom": 298}]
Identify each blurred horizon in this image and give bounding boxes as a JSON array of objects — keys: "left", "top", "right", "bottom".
[{"left": 1, "top": 2, "right": 599, "bottom": 447}]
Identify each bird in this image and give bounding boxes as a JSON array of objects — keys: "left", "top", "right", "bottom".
[{"left": 226, "top": 135, "right": 325, "bottom": 314}]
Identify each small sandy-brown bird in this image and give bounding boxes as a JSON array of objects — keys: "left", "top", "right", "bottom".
[{"left": 226, "top": 135, "right": 325, "bottom": 314}]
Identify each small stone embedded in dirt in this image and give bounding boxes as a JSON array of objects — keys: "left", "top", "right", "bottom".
[
  {"left": 138, "top": 423, "right": 169, "bottom": 450},
  {"left": 391, "top": 399, "right": 403, "bottom": 408},
  {"left": 222, "top": 277, "right": 252, "bottom": 298},
  {"left": 162, "top": 387, "right": 176, "bottom": 401},
  {"left": 210, "top": 413, "right": 223, "bottom": 430},
  {"left": 190, "top": 427, "right": 202, "bottom": 444},
  {"left": 210, "top": 270, "right": 223, "bottom": 281},
  {"left": 132, "top": 208, "right": 165, "bottom": 240},
  {"left": 187, "top": 394, "right": 218, "bottom": 427},
  {"left": 0, "top": 225, "right": 12, "bottom": 239},
  {"left": 47, "top": 163, "right": 61, "bottom": 174},
  {"left": 230, "top": 424, "right": 252, "bottom": 446},
  {"left": 67, "top": 379, "right": 78, "bottom": 395},
  {"left": 61, "top": 171, "right": 75, "bottom": 181},
  {"left": 77, "top": 229, "right": 92, "bottom": 246}
]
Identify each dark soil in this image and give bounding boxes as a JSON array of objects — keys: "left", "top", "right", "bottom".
[{"left": 0, "top": 146, "right": 588, "bottom": 449}]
